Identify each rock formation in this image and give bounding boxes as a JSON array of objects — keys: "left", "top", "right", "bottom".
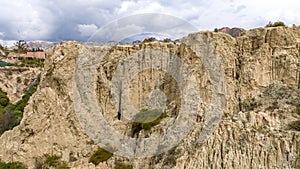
[
  {"left": 0, "top": 67, "right": 41, "bottom": 103},
  {"left": 218, "top": 27, "right": 246, "bottom": 37},
  {"left": 0, "top": 26, "right": 299, "bottom": 169}
]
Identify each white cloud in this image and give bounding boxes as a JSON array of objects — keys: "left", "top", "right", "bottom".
[
  {"left": 0, "top": 32, "right": 5, "bottom": 38},
  {"left": 0, "top": 0, "right": 55, "bottom": 40},
  {"left": 89, "top": 22, "right": 145, "bottom": 42},
  {"left": 88, "top": 14, "right": 198, "bottom": 42},
  {"left": 78, "top": 24, "right": 98, "bottom": 37}
]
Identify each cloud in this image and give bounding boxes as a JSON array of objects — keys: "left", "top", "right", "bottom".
[
  {"left": 0, "top": 32, "right": 5, "bottom": 38},
  {"left": 88, "top": 13, "right": 198, "bottom": 42},
  {"left": 0, "top": 0, "right": 122, "bottom": 41},
  {"left": 233, "top": 5, "right": 246, "bottom": 13},
  {"left": 78, "top": 24, "right": 98, "bottom": 38},
  {"left": 0, "top": 0, "right": 299, "bottom": 41},
  {"left": 0, "top": 0, "right": 56, "bottom": 40}
]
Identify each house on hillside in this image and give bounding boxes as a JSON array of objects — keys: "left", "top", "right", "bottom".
[
  {"left": 7, "top": 51, "right": 46, "bottom": 60},
  {"left": 7, "top": 53, "right": 18, "bottom": 59},
  {"left": 25, "top": 52, "right": 46, "bottom": 59}
]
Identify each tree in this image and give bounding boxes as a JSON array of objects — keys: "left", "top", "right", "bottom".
[
  {"left": 143, "top": 37, "right": 156, "bottom": 43},
  {"left": 0, "top": 98, "right": 9, "bottom": 107},
  {"left": 265, "top": 21, "right": 286, "bottom": 27},
  {"left": 14, "top": 40, "right": 28, "bottom": 54},
  {"left": 163, "top": 38, "right": 172, "bottom": 42},
  {"left": 0, "top": 44, "right": 10, "bottom": 57},
  {"left": 273, "top": 21, "right": 286, "bottom": 27},
  {"left": 0, "top": 89, "right": 9, "bottom": 107}
]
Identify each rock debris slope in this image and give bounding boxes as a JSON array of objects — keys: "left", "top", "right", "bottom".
[{"left": 0, "top": 26, "right": 299, "bottom": 169}]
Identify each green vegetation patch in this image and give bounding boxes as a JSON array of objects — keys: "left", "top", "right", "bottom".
[
  {"left": 114, "top": 162, "right": 133, "bottom": 169},
  {"left": 18, "top": 57, "right": 44, "bottom": 68},
  {"left": 0, "top": 161, "right": 27, "bottom": 169},
  {"left": 15, "top": 74, "right": 40, "bottom": 112},
  {"left": 0, "top": 74, "right": 40, "bottom": 135},
  {"left": 142, "top": 37, "right": 156, "bottom": 43},
  {"left": 89, "top": 147, "right": 113, "bottom": 165},
  {"left": 265, "top": 21, "right": 286, "bottom": 27},
  {"left": 35, "top": 154, "right": 69, "bottom": 169},
  {"left": 131, "top": 109, "right": 167, "bottom": 136},
  {"left": 0, "top": 89, "right": 9, "bottom": 107},
  {"left": 44, "top": 155, "right": 61, "bottom": 168}
]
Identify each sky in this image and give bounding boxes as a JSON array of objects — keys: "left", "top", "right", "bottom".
[{"left": 0, "top": 0, "right": 299, "bottom": 41}]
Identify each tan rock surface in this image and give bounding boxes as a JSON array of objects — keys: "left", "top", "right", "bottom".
[
  {"left": 0, "top": 66, "right": 41, "bottom": 103},
  {"left": 0, "top": 27, "right": 299, "bottom": 169}
]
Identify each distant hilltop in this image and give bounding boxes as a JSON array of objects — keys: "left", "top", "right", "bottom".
[
  {"left": 0, "top": 40, "right": 57, "bottom": 51},
  {"left": 216, "top": 27, "right": 246, "bottom": 37}
]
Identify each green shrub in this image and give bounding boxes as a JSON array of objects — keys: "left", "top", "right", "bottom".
[
  {"left": 15, "top": 74, "right": 40, "bottom": 113},
  {"left": 163, "top": 38, "right": 172, "bottom": 43},
  {"left": 55, "top": 161, "right": 69, "bottom": 169},
  {"left": 0, "top": 89, "right": 9, "bottom": 107},
  {"left": 89, "top": 147, "right": 113, "bottom": 165},
  {"left": 273, "top": 21, "right": 286, "bottom": 27},
  {"left": 0, "top": 98, "right": 9, "bottom": 108},
  {"left": 18, "top": 57, "right": 44, "bottom": 68},
  {"left": 0, "top": 161, "right": 27, "bottom": 169},
  {"left": 265, "top": 21, "right": 286, "bottom": 27},
  {"left": 142, "top": 37, "right": 156, "bottom": 43},
  {"left": 0, "top": 104, "right": 12, "bottom": 116},
  {"left": 131, "top": 109, "right": 167, "bottom": 136},
  {"left": 41, "top": 154, "right": 70, "bottom": 169},
  {"left": 44, "top": 155, "right": 61, "bottom": 167},
  {"left": 114, "top": 162, "right": 133, "bottom": 169}
]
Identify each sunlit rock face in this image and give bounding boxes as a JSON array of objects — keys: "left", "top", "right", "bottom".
[{"left": 0, "top": 26, "right": 299, "bottom": 169}]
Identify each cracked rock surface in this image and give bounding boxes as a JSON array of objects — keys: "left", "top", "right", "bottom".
[{"left": 0, "top": 26, "right": 299, "bottom": 169}]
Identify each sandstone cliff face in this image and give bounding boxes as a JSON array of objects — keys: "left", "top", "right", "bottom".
[
  {"left": 0, "top": 67, "right": 41, "bottom": 103},
  {"left": 236, "top": 27, "right": 300, "bottom": 100},
  {"left": 0, "top": 26, "right": 299, "bottom": 169}
]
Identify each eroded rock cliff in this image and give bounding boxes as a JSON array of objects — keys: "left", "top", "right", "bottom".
[
  {"left": 0, "top": 26, "right": 299, "bottom": 169},
  {"left": 0, "top": 67, "right": 41, "bottom": 103}
]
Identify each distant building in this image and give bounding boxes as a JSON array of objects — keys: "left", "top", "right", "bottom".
[
  {"left": 7, "top": 51, "right": 46, "bottom": 59},
  {"left": 25, "top": 52, "right": 46, "bottom": 59},
  {"left": 7, "top": 53, "right": 18, "bottom": 58}
]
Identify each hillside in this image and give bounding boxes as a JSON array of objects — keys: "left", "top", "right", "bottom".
[
  {"left": 0, "top": 40, "right": 56, "bottom": 51},
  {"left": 0, "top": 67, "right": 41, "bottom": 103},
  {"left": 0, "top": 26, "right": 299, "bottom": 169}
]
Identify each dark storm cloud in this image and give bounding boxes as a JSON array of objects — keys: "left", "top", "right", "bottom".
[{"left": 0, "top": 0, "right": 123, "bottom": 41}]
